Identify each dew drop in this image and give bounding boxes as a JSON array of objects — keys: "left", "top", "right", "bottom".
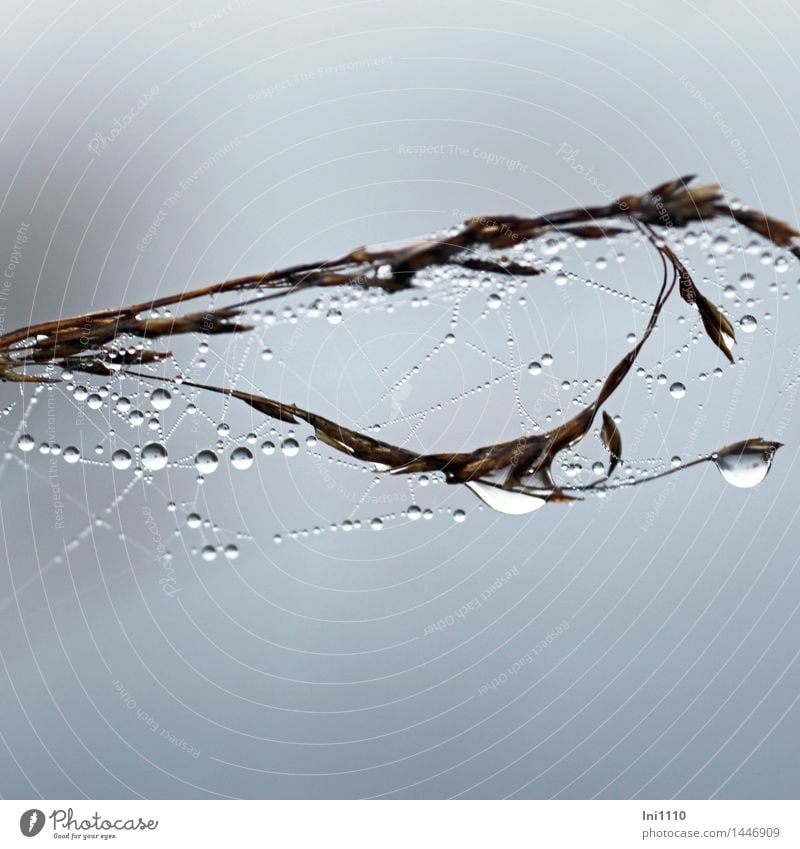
[
  {"left": 63, "top": 446, "right": 80, "bottom": 464},
  {"left": 111, "top": 449, "right": 132, "bottom": 470},
  {"left": 18, "top": 434, "right": 35, "bottom": 452},
  {"left": 200, "top": 545, "right": 217, "bottom": 562},
  {"left": 453, "top": 509, "right": 466, "bottom": 523},
  {"left": 150, "top": 388, "right": 172, "bottom": 411},
  {"left": 261, "top": 441, "right": 276, "bottom": 455},
  {"left": 669, "top": 382, "right": 686, "bottom": 399},
  {"left": 281, "top": 438, "right": 300, "bottom": 457},
  {"left": 194, "top": 450, "right": 219, "bottom": 474},
  {"left": 326, "top": 309, "right": 343, "bottom": 325},
  {"left": 714, "top": 440, "right": 779, "bottom": 489},
  {"left": 140, "top": 442, "right": 168, "bottom": 471},
  {"left": 712, "top": 235, "right": 730, "bottom": 255},
  {"left": 230, "top": 447, "right": 253, "bottom": 470},
  {"left": 528, "top": 361, "right": 541, "bottom": 376},
  {"left": 465, "top": 482, "right": 547, "bottom": 514},
  {"left": 739, "top": 314, "right": 758, "bottom": 333}
]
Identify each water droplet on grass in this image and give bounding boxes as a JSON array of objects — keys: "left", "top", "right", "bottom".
[{"left": 714, "top": 439, "right": 780, "bottom": 489}]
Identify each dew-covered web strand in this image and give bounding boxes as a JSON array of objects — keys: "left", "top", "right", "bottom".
[
  {"left": 0, "top": 262, "right": 758, "bottom": 549},
  {"left": 1, "top": 181, "right": 796, "bottom": 564}
]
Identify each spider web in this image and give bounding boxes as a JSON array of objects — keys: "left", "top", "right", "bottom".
[{"left": 0, "top": 216, "right": 797, "bottom": 606}]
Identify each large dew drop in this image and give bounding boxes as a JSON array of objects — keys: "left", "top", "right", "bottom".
[
  {"left": 230, "top": 447, "right": 254, "bottom": 470},
  {"left": 739, "top": 314, "right": 758, "bottom": 333},
  {"left": 194, "top": 450, "right": 219, "bottom": 474},
  {"left": 713, "top": 439, "right": 781, "bottom": 489},
  {"left": 150, "top": 388, "right": 172, "bottom": 411},
  {"left": 141, "top": 442, "right": 168, "bottom": 471},
  {"left": 669, "top": 382, "right": 686, "bottom": 399},
  {"left": 111, "top": 449, "right": 132, "bottom": 470},
  {"left": 281, "top": 438, "right": 300, "bottom": 457},
  {"left": 465, "top": 481, "right": 548, "bottom": 515},
  {"left": 63, "top": 446, "right": 81, "bottom": 464}
]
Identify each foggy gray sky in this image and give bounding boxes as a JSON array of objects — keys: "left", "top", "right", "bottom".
[{"left": 0, "top": 0, "right": 798, "bottom": 800}]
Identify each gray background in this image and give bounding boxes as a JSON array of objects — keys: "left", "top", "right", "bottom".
[{"left": 0, "top": 0, "right": 799, "bottom": 799}]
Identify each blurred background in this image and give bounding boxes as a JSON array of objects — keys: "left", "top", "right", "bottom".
[{"left": 0, "top": 0, "right": 798, "bottom": 799}]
